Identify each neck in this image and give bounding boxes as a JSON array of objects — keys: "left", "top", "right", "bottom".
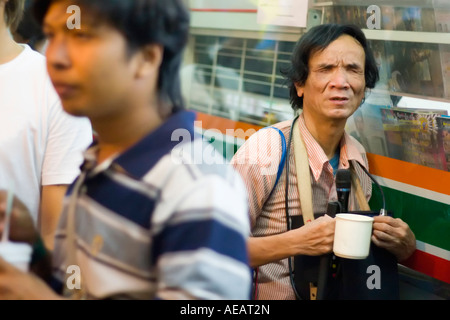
[
  {"left": 92, "top": 103, "right": 164, "bottom": 164},
  {"left": 302, "top": 111, "right": 346, "bottom": 159},
  {"left": 0, "top": 23, "right": 23, "bottom": 64}
]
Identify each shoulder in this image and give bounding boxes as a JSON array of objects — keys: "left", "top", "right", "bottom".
[
  {"left": 19, "top": 45, "right": 47, "bottom": 72},
  {"left": 344, "top": 132, "right": 368, "bottom": 167},
  {"left": 231, "top": 119, "right": 293, "bottom": 168},
  {"left": 346, "top": 133, "right": 367, "bottom": 154},
  {"left": 147, "top": 138, "right": 250, "bottom": 232},
  {"left": 147, "top": 137, "right": 247, "bottom": 196},
  {"left": 18, "top": 46, "right": 62, "bottom": 106}
]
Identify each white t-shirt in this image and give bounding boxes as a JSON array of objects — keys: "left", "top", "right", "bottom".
[{"left": 0, "top": 44, "right": 92, "bottom": 224}]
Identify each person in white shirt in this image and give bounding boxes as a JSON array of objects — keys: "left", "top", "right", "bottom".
[{"left": 0, "top": 0, "right": 92, "bottom": 250}]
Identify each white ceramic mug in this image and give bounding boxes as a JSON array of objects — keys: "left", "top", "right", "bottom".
[{"left": 333, "top": 213, "right": 374, "bottom": 260}]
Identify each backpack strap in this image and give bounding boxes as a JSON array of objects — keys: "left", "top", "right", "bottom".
[
  {"left": 350, "top": 164, "right": 371, "bottom": 211},
  {"left": 292, "top": 118, "right": 370, "bottom": 223},
  {"left": 261, "top": 126, "right": 287, "bottom": 200},
  {"left": 253, "top": 126, "right": 287, "bottom": 300},
  {"left": 291, "top": 118, "right": 315, "bottom": 225}
]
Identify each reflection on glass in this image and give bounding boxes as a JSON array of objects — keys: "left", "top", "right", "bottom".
[{"left": 182, "top": 32, "right": 450, "bottom": 171}]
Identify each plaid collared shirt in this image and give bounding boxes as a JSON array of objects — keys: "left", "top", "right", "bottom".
[{"left": 231, "top": 113, "right": 372, "bottom": 300}]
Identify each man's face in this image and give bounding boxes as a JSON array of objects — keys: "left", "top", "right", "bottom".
[
  {"left": 295, "top": 35, "right": 366, "bottom": 123},
  {"left": 42, "top": 1, "right": 141, "bottom": 120}
]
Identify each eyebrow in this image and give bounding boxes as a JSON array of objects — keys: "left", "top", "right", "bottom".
[
  {"left": 42, "top": 19, "right": 66, "bottom": 31},
  {"left": 315, "top": 62, "right": 363, "bottom": 70},
  {"left": 346, "top": 62, "right": 364, "bottom": 71}
]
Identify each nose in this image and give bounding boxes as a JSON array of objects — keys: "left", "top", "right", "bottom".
[
  {"left": 329, "top": 67, "right": 350, "bottom": 90},
  {"left": 45, "top": 35, "right": 71, "bottom": 70}
]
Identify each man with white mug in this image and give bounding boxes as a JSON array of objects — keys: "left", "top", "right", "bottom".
[{"left": 231, "top": 23, "right": 417, "bottom": 300}]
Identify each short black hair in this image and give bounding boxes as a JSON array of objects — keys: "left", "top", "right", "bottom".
[
  {"left": 282, "top": 24, "right": 379, "bottom": 111},
  {"left": 5, "top": 0, "right": 25, "bottom": 32},
  {"left": 32, "top": 0, "right": 190, "bottom": 115},
  {"left": 16, "top": 0, "right": 45, "bottom": 50}
]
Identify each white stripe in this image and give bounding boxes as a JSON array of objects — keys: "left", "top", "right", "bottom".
[
  {"left": 77, "top": 197, "right": 151, "bottom": 243},
  {"left": 158, "top": 248, "right": 251, "bottom": 299},
  {"left": 196, "top": 127, "right": 247, "bottom": 148},
  {"left": 416, "top": 240, "right": 450, "bottom": 261},
  {"left": 363, "top": 29, "right": 450, "bottom": 45},
  {"left": 373, "top": 175, "right": 450, "bottom": 205},
  {"left": 76, "top": 249, "right": 154, "bottom": 299},
  {"left": 172, "top": 177, "right": 248, "bottom": 226},
  {"left": 106, "top": 170, "right": 159, "bottom": 199},
  {"left": 372, "top": 176, "right": 450, "bottom": 261},
  {"left": 76, "top": 236, "right": 153, "bottom": 279}
]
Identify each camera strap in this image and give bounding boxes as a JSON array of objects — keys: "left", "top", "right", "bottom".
[
  {"left": 291, "top": 116, "right": 370, "bottom": 224},
  {"left": 291, "top": 116, "right": 370, "bottom": 299}
]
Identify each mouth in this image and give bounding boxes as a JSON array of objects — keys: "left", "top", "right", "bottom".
[
  {"left": 52, "top": 82, "right": 79, "bottom": 98},
  {"left": 330, "top": 96, "right": 349, "bottom": 101},
  {"left": 329, "top": 96, "right": 349, "bottom": 105}
]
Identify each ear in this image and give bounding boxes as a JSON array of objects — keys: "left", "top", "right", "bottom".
[
  {"left": 294, "top": 82, "right": 304, "bottom": 98},
  {"left": 134, "top": 44, "right": 164, "bottom": 79}
]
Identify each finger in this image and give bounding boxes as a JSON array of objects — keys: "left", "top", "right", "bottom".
[
  {"left": 373, "top": 216, "right": 404, "bottom": 228},
  {"left": 373, "top": 215, "right": 395, "bottom": 225},
  {"left": 372, "top": 221, "right": 393, "bottom": 237},
  {"left": 371, "top": 233, "right": 398, "bottom": 253},
  {"left": 375, "top": 214, "right": 402, "bottom": 235},
  {"left": 373, "top": 219, "right": 408, "bottom": 240},
  {"left": 372, "top": 228, "right": 396, "bottom": 243}
]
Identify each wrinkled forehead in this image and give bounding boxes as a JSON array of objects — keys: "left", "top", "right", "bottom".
[{"left": 309, "top": 35, "right": 365, "bottom": 65}]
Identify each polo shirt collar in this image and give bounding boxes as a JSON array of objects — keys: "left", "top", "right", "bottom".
[{"left": 82, "top": 110, "right": 197, "bottom": 179}]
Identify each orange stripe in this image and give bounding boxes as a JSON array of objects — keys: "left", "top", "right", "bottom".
[
  {"left": 190, "top": 9, "right": 257, "bottom": 13},
  {"left": 194, "top": 112, "right": 450, "bottom": 195},
  {"left": 194, "top": 112, "right": 263, "bottom": 140},
  {"left": 367, "top": 153, "right": 450, "bottom": 196}
]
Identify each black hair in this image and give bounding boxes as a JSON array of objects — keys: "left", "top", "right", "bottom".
[
  {"left": 282, "top": 24, "right": 379, "bottom": 111},
  {"left": 15, "top": 0, "right": 45, "bottom": 50},
  {"left": 4, "top": 0, "right": 25, "bottom": 32},
  {"left": 32, "top": 0, "right": 190, "bottom": 115}
]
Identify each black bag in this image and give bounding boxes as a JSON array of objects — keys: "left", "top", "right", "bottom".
[{"left": 291, "top": 212, "right": 399, "bottom": 300}]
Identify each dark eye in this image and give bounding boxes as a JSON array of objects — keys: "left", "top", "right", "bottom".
[
  {"left": 347, "top": 64, "right": 363, "bottom": 74},
  {"left": 318, "top": 66, "right": 333, "bottom": 73},
  {"left": 73, "top": 31, "right": 92, "bottom": 40}
]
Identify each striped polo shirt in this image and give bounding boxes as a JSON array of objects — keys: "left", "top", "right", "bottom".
[
  {"left": 51, "top": 110, "right": 252, "bottom": 300},
  {"left": 231, "top": 113, "right": 372, "bottom": 300}
]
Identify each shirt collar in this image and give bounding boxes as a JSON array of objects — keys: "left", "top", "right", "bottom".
[
  {"left": 81, "top": 110, "right": 197, "bottom": 179},
  {"left": 298, "top": 113, "right": 367, "bottom": 182}
]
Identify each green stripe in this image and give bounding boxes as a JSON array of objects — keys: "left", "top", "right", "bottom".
[
  {"left": 220, "top": 139, "right": 450, "bottom": 253},
  {"left": 369, "top": 186, "right": 450, "bottom": 252}
]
